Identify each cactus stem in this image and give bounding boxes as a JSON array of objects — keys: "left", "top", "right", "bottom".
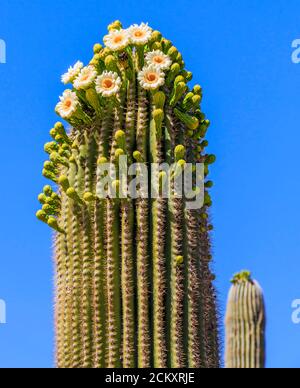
[
  {"left": 150, "top": 100, "right": 168, "bottom": 368},
  {"left": 106, "top": 199, "right": 122, "bottom": 368},
  {"left": 136, "top": 86, "right": 151, "bottom": 367}
]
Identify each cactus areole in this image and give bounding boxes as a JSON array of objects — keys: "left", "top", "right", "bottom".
[{"left": 37, "top": 21, "right": 219, "bottom": 368}]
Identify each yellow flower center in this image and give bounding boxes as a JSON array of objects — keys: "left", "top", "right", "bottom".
[
  {"left": 134, "top": 30, "right": 144, "bottom": 38},
  {"left": 64, "top": 99, "right": 72, "bottom": 109},
  {"left": 146, "top": 72, "right": 158, "bottom": 83},
  {"left": 102, "top": 78, "right": 114, "bottom": 89},
  {"left": 153, "top": 56, "right": 163, "bottom": 64},
  {"left": 114, "top": 35, "right": 123, "bottom": 44},
  {"left": 81, "top": 74, "right": 89, "bottom": 81}
]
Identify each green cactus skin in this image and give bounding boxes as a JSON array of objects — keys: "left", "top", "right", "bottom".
[
  {"left": 225, "top": 271, "right": 266, "bottom": 369},
  {"left": 37, "top": 21, "right": 219, "bottom": 368}
]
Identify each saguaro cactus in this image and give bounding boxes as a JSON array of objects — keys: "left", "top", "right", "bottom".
[
  {"left": 36, "top": 21, "right": 219, "bottom": 368},
  {"left": 225, "top": 271, "right": 266, "bottom": 369}
]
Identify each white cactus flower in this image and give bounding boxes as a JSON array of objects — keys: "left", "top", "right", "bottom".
[
  {"left": 128, "top": 23, "right": 152, "bottom": 45},
  {"left": 145, "top": 50, "right": 172, "bottom": 70},
  {"left": 55, "top": 90, "right": 79, "bottom": 119},
  {"left": 95, "top": 71, "right": 122, "bottom": 97},
  {"left": 61, "top": 61, "right": 83, "bottom": 84},
  {"left": 103, "top": 29, "right": 130, "bottom": 51},
  {"left": 138, "top": 65, "right": 165, "bottom": 90},
  {"left": 73, "top": 66, "right": 97, "bottom": 90}
]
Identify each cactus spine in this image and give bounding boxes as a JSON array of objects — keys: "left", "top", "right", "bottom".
[
  {"left": 37, "top": 21, "right": 219, "bottom": 368},
  {"left": 225, "top": 271, "right": 266, "bottom": 369}
]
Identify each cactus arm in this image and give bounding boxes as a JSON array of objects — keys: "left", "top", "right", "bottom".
[
  {"left": 254, "top": 281, "right": 266, "bottom": 368},
  {"left": 225, "top": 272, "right": 266, "bottom": 369},
  {"left": 136, "top": 86, "right": 151, "bottom": 367}
]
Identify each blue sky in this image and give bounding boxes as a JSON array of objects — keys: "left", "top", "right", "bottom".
[{"left": 0, "top": 0, "right": 299, "bottom": 368}]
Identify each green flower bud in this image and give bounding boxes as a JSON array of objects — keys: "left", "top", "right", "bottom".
[
  {"left": 115, "top": 148, "right": 125, "bottom": 162},
  {"left": 93, "top": 43, "right": 103, "bottom": 54},
  {"left": 174, "top": 108, "right": 199, "bottom": 130},
  {"left": 206, "top": 154, "right": 216, "bottom": 165},
  {"left": 49, "top": 128, "right": 57, "bottom": 139},
  {"left": 161, "top": 38, "right": 172, "bottom": 52},
  {"left": 174, "top": 75, "right": 185, "bottom": 85},
  {"left": 150, "top": 30, "right": 162, "bottom": 43},
  {"left": 174, "top": 145, "right": 186, "bottom": 161},
  {"left": 133, "top": 151, "right": 143, "bottom": 162},
  {"left": 44, "top": 142, "right": 59, "bottom": 154},
  {"left": 170, "top": 81, "right": 187, "bottom": 107},
  {"left": 44, "top": 161, "right": 57, "bottom": 172},
  {"left": 43, "top": 185, "right": 53, "bottom": 196},
  {"left": 66, "top": 187, "right": 83, "bottom": 203},
  {"left": 205, "top": 180, "right": 214, "bottom": 188},
  {"left": 177, "top": 159, "right": 186, "bottom": 169},
  {"left": 204, "top": 192, "right": 212, "bottom": 207},
  {"left": 193, "top": 84, "right": 202, "bottom": 95},
  {"left": 167, "top": 63, "right": 181, "bottom": 85},
  {"left": 42, "top": 203, "right": 59, "bottom": 216},
  {"left": 153, "top": 91, "right": 166, "bottom": 109},
  {"left": 38, "top": 193, "right": 47, "bottom": 205},
  {"left": 50, "top": 152, "right": 69, "bottom": 168},
  {"left": 105, "top": 55, "right": 119, "bottom": 72},
  {"left": 58, "top": 175, "right": 70, "bottom": 192},
  {"left": 168, "top": 46, "right": 179, "bottom": 61},
  {"left": 47, "top": 217, "right": 64, "bottom": 233},
  {"left": 115, "top": 130, "right": 126, "bottom": 150},
  {"left": 97, "top": 156, "right": 108, "bottom": 165},
  {"left": 176, "top": 256, "right": 184, "bottom": 266},
  {"left": 83, "top": 192, "right": 95, "bottom": 202},
  {"left": 108, "top": 20, "right": 123, "bottom": 32},
  {"left": 151, "top": 41, "right": 162, "bottom": 51},
  {"left": 182, "top": 92, "right": 194, "bottom": 110},
  {"left": 192, "top": 94, "right": 201, "bottom": 108},
  {"left": 86, "top": 88, "right": 101, "bottom": 114},
  {"left": 185, "top": 71, "right": 193, "bottom": 81},
  {"left": 153, "top": 109, "right": 164, "bottom": 136},
  {"left": 36, "top": 210, "right": 48, "bottom": 223},
  {"left": 43, "top": 169, "right": 57, "bottom": 183}
]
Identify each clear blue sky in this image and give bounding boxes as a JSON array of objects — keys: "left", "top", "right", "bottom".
[{"left": 0, "top": 0, "right": 299, "bottom": 368}]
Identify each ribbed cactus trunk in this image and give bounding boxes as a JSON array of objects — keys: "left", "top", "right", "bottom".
[
  {"left": 37, "top": 21, "right": 219, "bottom": 368},
  {"left": 225, "top": 271, "right": 266, "bottom": 369}
]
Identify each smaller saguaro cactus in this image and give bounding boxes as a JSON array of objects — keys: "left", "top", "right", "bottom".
[{"left": 225, "top": 271, "right": 266, "bottom": 369}]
